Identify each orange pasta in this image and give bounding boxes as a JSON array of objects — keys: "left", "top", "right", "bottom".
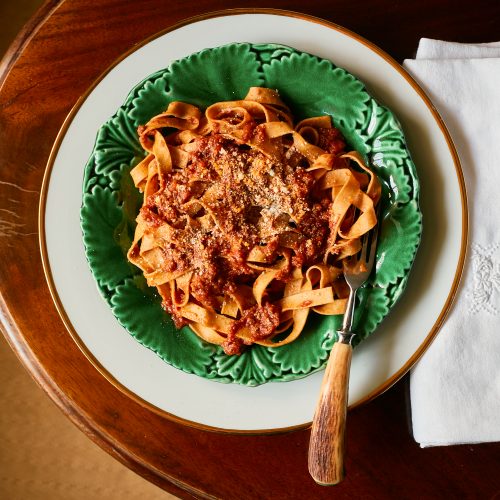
[{"left": 127, "top": 87, "right": 381, "bottom": 355}]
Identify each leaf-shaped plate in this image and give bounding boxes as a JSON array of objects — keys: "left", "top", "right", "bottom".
[
  {"left": 111, "top": 279, "right": 214, "bottom": 374},
  {"left": 81, "top": 43, "right": 422, "bottom": 386},
  {"left": 81, "top": 186, "right": 132, "bottom": 289}
]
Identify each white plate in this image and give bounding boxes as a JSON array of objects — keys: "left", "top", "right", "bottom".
[{"left": 40, "top": 10, "right": 466, "bottom": 432}]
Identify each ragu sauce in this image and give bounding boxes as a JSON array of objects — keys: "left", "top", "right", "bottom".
[{"left": 139, "top": 126, "right": 347, "bottom": 354}]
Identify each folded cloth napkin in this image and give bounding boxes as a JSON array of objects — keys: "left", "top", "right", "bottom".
[{"left": 403, "top": 39, "right": 500, "bottom": 447}]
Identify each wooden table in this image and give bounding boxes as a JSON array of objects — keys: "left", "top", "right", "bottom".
[{"left": 2, "top": 1, "right": 500, "bottom": 498}]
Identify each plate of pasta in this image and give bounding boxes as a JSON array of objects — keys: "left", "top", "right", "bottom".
[
  {"left": 81, "top": 42, "right": 419, "bottom": 385},
  {"left": 41, "top": 11, "right": 466, "bottom": 431}
]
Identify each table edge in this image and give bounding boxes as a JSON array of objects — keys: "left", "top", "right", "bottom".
[{"left": 0, "top": 0, "right": 62, "bottom": 88}]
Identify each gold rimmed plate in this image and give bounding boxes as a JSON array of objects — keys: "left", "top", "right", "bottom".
[{"left": 39, "top": 9, "right": 467, "bottom": 432}]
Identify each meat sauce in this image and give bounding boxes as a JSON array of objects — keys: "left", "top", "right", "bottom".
[{"left": 142, "top": 126, "right": 346, "bottom": 354}]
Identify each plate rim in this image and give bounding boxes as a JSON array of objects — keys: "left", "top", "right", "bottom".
[{"left": 38, "top": 7, "right": 468, "bottom": 434}]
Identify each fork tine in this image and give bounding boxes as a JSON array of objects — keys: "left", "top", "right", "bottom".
[
  {"left": 367, "top": 222, "right": 379, "bottom": 266},
  {"left": 366, "top": 202, "right": 382, "bottom": 267},
  {"left": 344, "top": 202, "right": 381, "bottom": 284},
  {"left": 359, "top": 231, "right": 369, "bottom": 263},
  {"left": 356, "top": 201, "right": 380, "bottom": 266}
]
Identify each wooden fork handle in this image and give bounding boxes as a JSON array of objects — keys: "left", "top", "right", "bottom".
[{"left": 308, "top": 341, "right": 352, "bottom": 485}]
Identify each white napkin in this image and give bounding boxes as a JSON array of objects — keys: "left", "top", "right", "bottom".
[{"left": 403, "top": 39, "right": 500, "bottom": 447}]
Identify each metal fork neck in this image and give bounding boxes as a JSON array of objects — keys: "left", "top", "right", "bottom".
[
  {"left": 341, "top": 286, "right": 358, "bottom": 333},
  {"left": 337, "top": 329, "right": 356, "bottom": 345}
]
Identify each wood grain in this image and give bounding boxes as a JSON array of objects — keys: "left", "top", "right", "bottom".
[
  {"left": 2, "top": 1, "right": 500, "bottom": 498},
  {"left": 308, "top": 342, "right": 352, "bottom": 485}
]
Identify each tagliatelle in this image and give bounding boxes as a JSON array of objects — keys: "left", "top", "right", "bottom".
[{"left": 127, "top": 87, "right": 381, "bottom": 355}]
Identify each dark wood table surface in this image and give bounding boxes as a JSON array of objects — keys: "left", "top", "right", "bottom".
[{"left": 2, "top": 1, "right": 500, "bottom": 498}]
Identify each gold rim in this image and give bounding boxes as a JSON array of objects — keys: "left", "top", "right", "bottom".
[{"left": 39, "top": 7, "right": 468, "bottom": 435}]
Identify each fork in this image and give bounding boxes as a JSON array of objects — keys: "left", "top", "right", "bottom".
[{"left": 308, "top": 213, "right": 380, "bottom": 485}]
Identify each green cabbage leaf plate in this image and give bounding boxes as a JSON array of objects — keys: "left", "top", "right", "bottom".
[{"left": 81, "top": 43, "right": 422, "bottom": 386}]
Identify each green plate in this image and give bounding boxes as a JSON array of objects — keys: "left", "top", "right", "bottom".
[{"left": 81, "top": 43, "right": 422, "bottom": 386}]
